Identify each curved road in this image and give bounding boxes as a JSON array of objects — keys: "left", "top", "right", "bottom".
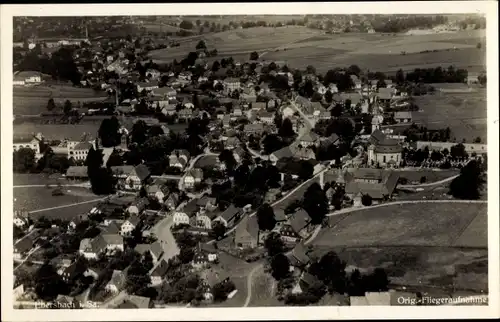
[
  {"left": 243, "top": 263, "right": 264, "bottom": 307},
  {"left": 27, "top": 197, "right": 108, "bottom": 214},
  {"left": 398, "top": 175, "right": 459, "bottom": 189}
]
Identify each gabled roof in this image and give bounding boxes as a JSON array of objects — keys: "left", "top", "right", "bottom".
[
  {"left": 129, "top": 197, "right": 149, "bottom": 212},
  {"left": 135, "top": 241, "right": 164, "bottom": 258},
  {"left": 289, "top": 209, "right": 310, "bottom": 234},
  {"left": 103, "top": 221, "right": 121, "bottom": 234},
  {"left": 151, "top": 259, "right": 169, "bottom": 277},
  {"left": 66, "top": 166, "right": 88, "bottom": 178},
  {"left": 182, "top": 199, "right": 200, "bottom": 217},
  {"left": 108, "top": 270, "right": 126, "bottom": 289},
  {"left": 101, "top": 233, "right": 124, "bottom": 246},
  {"left": 299, "top": 132, "right": 319, "bottom": 143},
  {"left": 118, "top": 295, "right": 151, "bottom": 308},
  {"left": 201, "top": 268, "right": 230, "bottom": 288},
  {"left": 73, "top": 142, "right": 93, "bottom": 150},
  {"left": 125, "top": 215, "right": 141, "bottom": 227},
  {"left": 220, "top": 205, "right": 241, "bottom": 222},
  {"left": 271, "top": 146, "right": 294, "bottom": 160},
  {"left": 186, "top": 168, "right": 204, "bottom": 180},
  {"left": 290, "top": 242, "right": 310, "bottom": 265},
  {"left": 134, "top": 164, "right": 150, "bottom": 181},
  {"left": 394, "top": 111, "right": 413, "bottom": 119},
  {"left": 234, "top": 215, "right": 259, "bottom": 243},
  {"left": 111, "top": 165, "right": 135, "bottom": 176}
]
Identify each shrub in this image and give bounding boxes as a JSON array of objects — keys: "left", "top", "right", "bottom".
[{"left": 361, "top": 194, "right": 372, "bottom": 207}]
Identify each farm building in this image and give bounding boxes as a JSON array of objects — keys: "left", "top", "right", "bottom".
[
  {"left": 393, "top": 111, "right": 413, "bottom": 123},
  {"left": 344, "top": 168, "right": 400, "bottom": 204}
]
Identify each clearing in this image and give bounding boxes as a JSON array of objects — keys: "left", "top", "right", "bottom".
[
  {"left": 13, "top": 186, "right": 101, "bottom": 219},
  {"left": 314, "top": 202, "right": 487, "bottom": 248},
  {"left": 412, "top": 88, "right": 487, "bottom": 143}
]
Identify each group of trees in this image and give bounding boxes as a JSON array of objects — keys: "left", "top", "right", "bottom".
[
  {"left": 405, "top": 66, "right": 469, "bottom": 84},
  {"left": 371, "top": 15, "right": 448, "bottom": 33},
  {"left": 449, "top": 159, "right": 485, "bottom": 200},
  {"left": 302, "top": 182, "right": 329, "bottom": 224}
]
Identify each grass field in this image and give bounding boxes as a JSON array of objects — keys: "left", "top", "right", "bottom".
[
  {"left": 412, "top": 88, "right": 487, "bottom": 143},
  {"left": 311, "top": 202, "right": 487, "bottom": 293},
  {"left": 397, "top": 169, "right": 459, "bottom": 184},
  {"left": 149, "top": 27, "right": 486, "bottom": 74},
  {"left": 14, "top": 173, "right": 66, "bottom": 186},
  {"left": 14, "top": 123, "right": 101, "bottom": 141},
  {"left": 314, "top": 203, "right": 487, "bottom": 248},
  {"left": 13, "top": 85, "right": 108, "bottom": 115},
  {"left": 13, "top": 186, "right": 101, "bottom": 219}
]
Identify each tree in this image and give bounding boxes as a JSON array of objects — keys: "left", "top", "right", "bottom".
[
  {"left": 278, "top": 118, "right": 295, "bottom": 138},
  {"left": 98, "top": 117, "right": 122, "bottom": 148},
  {"left": 270, "top": 253, "right": 291, "bottom": 280},
  {"left": 63, "top": 100, "right": 73, "bottom": 115},
  {"left": 361, "top": 194, "right": 372, "bottom": 206},
  {"left": 262, "top": 134, "right": 285, "bottom": 155},
  {"left": 396, "top": 69, "right": 405, "bottom": 84},
  {"left": 330, "top": 103, "right": 343, "bottom": 117},
  {"left": 298, "top": 160, "right": 314, "bottom": 181},
  {"left": 302, "top": 182, "right": 328, "bottom": 224},
  {"left": 13, "top": 148, "right": 36, "bottom": 173},
  {"left": 449, "top": 160, "right": 485, "bottom": 200},
  {"left": 348, "top": 269, "right": 365, "bottom": 296},
  {"left": 250, "top": 51, "right": 259, "bottom": 61},
  {"left": 106, "top": 149, "right": 123, "bottom": 168},
  {"left": 35, "top": 263, "right": 68, "bottom": 301},
  {"left": 256, "top": 203, "right": 277, "bottom": 231},
  {"left": 179, "top": 20, "right": 194, "bottom": 30},
  {"left": 324, "top": 90, "right": 333, "bottom": 104},
  {"left": 308, "top": 251, "right": 347, "bottom": 294},
  {"left": 450, "top": 143, "right": 468, "bottom": 159},
  {"left": 218, "top": 149, "right": 237, "bottom": 172},
  {"left": 212, "top": 280, "right": 236, "bottom": 302},
  {"left": 363, "top": 268, "right": 389, "bottom": 292},
  {"left": 46, "top": 98, "right": 56, "bottom": 111},
  {"left": 211, "top": 221, "right": 226, "bottom": 240},
  {"left": 264, "top": 232, "right": 286, "bottom": 256},
  {"left": 130, "top": 120, "right": 148, "bottom": 146},
  {"left": 196, "top": 40, "right": 207, "bottom": 50},
  {"left": 419, "top": 176, "right": 427, "bottom": 184},
  {"left": 474, "top": 136, "right": 481, "bottom": 143},
  {"left": 306, "top": 65, "right": 316, "bottom": 75}
]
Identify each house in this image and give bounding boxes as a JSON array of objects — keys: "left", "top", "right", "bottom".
[
  {"left": 192, "top": 243, "right": 218, "bottom": 269},
  {"left": 184, "top": 168, "right": 204, "bottom": 189},
  {"left": 161, "top": 104, "right": 177, "bottom": 116},
  {"left": 60, "top": 261, "right": 84, "bottom": 283},
  {"left": 120, "top": 215, "right": 141, "bottom": 236},
  {"left": 201, "top": 268, "right": 231, "bottom": 300},
  {"left": 13, "top": 236, "right": 34, "bottom": 260},
  {"left": 232, "top": 147, "right": 248, "bottom": 164},
  {"left": 169, "top": 150, "right": 191, "bottom": 169},
  {"left": 213, "top": 205, "right": 242, "bottom": 228},
  {"left": 55, "top": 294, "right": 81, "bottom": 308},
  {"left": 196, "top": 196, "right": 218, "bottom": 211},
  {"left": 150, "top": 259, "right": 169, "bottom": 286},
  {"left": 378, "top": 88, "right": 396, "bottom": 102},
  {"left": 173, "top": 199, "right": 199, "bottom": 226},
  {"left": 146, "top": 184, "right": 170, "bottom": 203},
  {"left": 350, "top": 290, "right": 418, "bottom": 306},
  {"left": 67, "top": 214, "right": 89, "bottom": 231},
  {"left": 270, "top": 146, "right": 294, "bottom": 164},
  {"left": 13, "top": 71, "right": 43, "bottom": 86},
  {"left": 291, "top": 272, "right": 321, "bottom": 294},
  {"left": 105, "top": 270, "right": 126, "bottom": 294},
  {"left": 243, "top": 123, "right": 265, "bottom": 136},
  {"left": 278, "top": 224, "right": 301, "bottom": 244},
  {"left": 234, "top": 215, "right": 260, "bottom": 249},
  {"left": 70, "top": 142, "right": 93, "bottom": 161},
  {"left": 344, "top": 168, "right": 400, "bottom": 203},
  {"left": 367, "top": 136, "right": 403, "bottom": 167},
  {"left": 257, "top": 110, "right": 275, "bottom": 124},
  {"left": 103, "top": 221, "right": 121, "bottom": 234},
  {"left": 350, "top": 75, "right": 362, "bottom": 89},
  {"left": 13, "top": 211, "right": 30, "bottom": 228},
  {"left": 282, "top": 106, "right": 295, "bottom": 118},
  {"left": 224, "top": 136, "right": 241, "bottom": 150},
  {"left": 165, "top": 192, "right": 180, "bottom": 210},
  {"left": 13, "top": 284, "right": 25, "bottom": 300},
  {"left": 136, "top": 82, "right": 159, "bottom": 93},
  {"left": 393, "top": 111, "right": 413, "bottom": 123},
  {"left": 79, "top": 233, "right": 124, "bottom": 259},
  {"left": 223, "top": 78, "right": 241, "bottom": 93},
  {"left": 299, "top": 132, "right": 320, "bottom": 148},
  {"left": 288, "top": 209, "right": 312, "bottom": 238},
  {"left": 287, "top": 242, "right": 311, "bottom": 269},
  {"left": 13, "top": 137, "right": 41, "bottom": 156},
  {"left": 65, "top": 166, "right": 89, "bottom": 180},
  {"left": 178, "top": 108, "right": 194, "bottom": 120},
  {"left": 116, "top": 295, "right": 153, "bottom": 308},
  {"left": 319, "top": 133, "right": 340, "bottom": 148},
  {"left": 127, "top": 198, "right": 149, "bottom": 215},
  {"left": 112, "top": 164, "right": 150, "bottom": 191}
]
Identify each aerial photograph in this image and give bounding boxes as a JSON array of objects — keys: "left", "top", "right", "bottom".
[{"left": 11, "top": 14, "right": 488, "bottom": 309}]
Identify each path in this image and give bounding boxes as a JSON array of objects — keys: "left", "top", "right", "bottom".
[
  {"left": 14, "top": 246, "right": 41, "bottom": 272},
  {"left": 150, "top": 212, "right": 180, "bottom": 271},
  {"left": 399, "top": 175, "right": 459, "bottom": 188},
  {"left": 178, "top": 151, "right": 218, "bottom": 190},
  {"left": 13, "top": 183, "right": 90, "bottom": 188},
  {"left": 27, "top": 197, "right": 108, "bottom": 214},
  {"left": 243, "top": 263, "right": 264, "bottom": 307},
  {"left": 259, "top": 34, "right": 319, "bottom": 59},
  {"left": 304, "top": 199, "right": 488, "bottom": 245}
]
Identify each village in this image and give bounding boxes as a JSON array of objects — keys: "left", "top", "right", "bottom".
[{"left": 12, "top": 17, "right": 488, "bottom": 309}]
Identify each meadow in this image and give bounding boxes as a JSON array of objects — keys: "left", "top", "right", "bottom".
[
  {"left": 148, "top": 27, "right": 486, "bottom": 75},
  {"left": 311, "top": 202, "right": 487, "bottom": 292},
  {"left": 13, "top": 85, "right": 108, "bottom": 115},
  {"left": 14, "top": 123, "right": 101, "bottom": 141},
  {"left": 412, "top": 88, "right": 487, "bottom": 143}
]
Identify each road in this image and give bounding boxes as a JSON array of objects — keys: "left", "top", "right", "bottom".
[
  {"left": 243, "top": 263, "right": 264, "bottom": 307},
  {"left": 178, "top": 150, "right": 218, "bottom": 190},
  {"left": 290, "top": 96, "right": 316, "bottom": 130},
  {"left": 14, "top": 246, "right": 41, "bottom": 272},
  {"left": 27, "top": 197, "right": 108, "bottom": 214},
  {"left": 398, "top": 175, "right": 459, "bottom": 189},
  {"left": 13, "top": 183, "right": 91, "bottom": 189},
  {"left": 150, "top": 213, "right": 180, "bottom": 270}
]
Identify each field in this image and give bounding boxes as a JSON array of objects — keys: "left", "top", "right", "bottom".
[
  {"left": 13, "top": 186, "right": 102, "bottom": 219},
  {"left": 13, "top": 85, "right": 108, "bottom": 115},
  {"left": 14, "top": 173, "right": 66, "bottom": 186},
  {"left": 412, "top": 88, "right": 487, "bottom": 143},
  {"left": 396, "top": 169, "right": 459, "bottom": 184},
  {"left": 311, "top": 202, "right": 487, "bottom": 292},
  {"left": 13, "top": 123, "right": 101, "bottom": 141},
  {"left": 149, "top": 27, "right": 485, "bottom": 75},
  {"left": 314, "top": 203, "right": 487, "bottom": 248}
]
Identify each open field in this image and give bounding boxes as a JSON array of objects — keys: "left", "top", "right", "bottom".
[
  {"left": 247, "top": 270, "right": 282, "bottom": 307},
  {"left": 148, "top": 26, "right": 323, "bottom": 62},
  {"left": 14, "top": 123, "right": 101, "bottom": 141},
  {"left": 412, "top": 88, "right": 487, "bottom": 143},
  {"left": 149, "top": 27, "right": 485, "bottom": 74},
  {"left": 13, "top": 85, "right": 108, "bottom": 115},
  {"left": 314, "top": 203, "right": 487, "bottom": 248},
  {"left": 397, "top": 169, "right": 459, "bottom": 183},
  {"left": 13, "top": 186, "right": 100, "bottom": 219},
  {"left": 14, "top": 173, "right": 66, "bottom": 186}
]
